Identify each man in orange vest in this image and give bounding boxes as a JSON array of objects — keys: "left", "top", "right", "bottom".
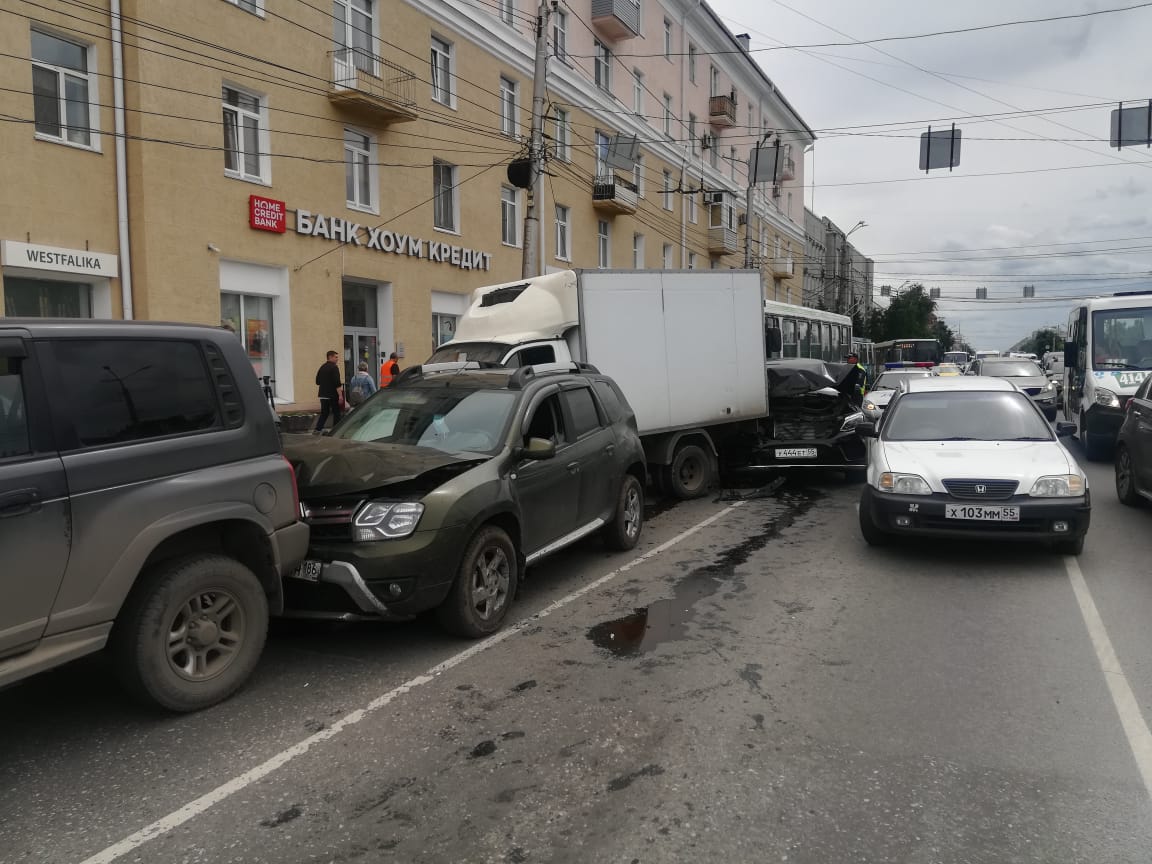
[{"left": 380, "top": 352, "right": 400, "bottom": 387}]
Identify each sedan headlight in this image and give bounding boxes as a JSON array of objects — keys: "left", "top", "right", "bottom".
[
  {"left": 353, "top": 501, "right": 425, "bottom": 541},
  {"left": 840, "top": 411, "right": 865, "bottom": 432},
  {"left": 878, "top": 472, "right": 932, "bottom": 495},
  {"left": 1095, "top": 389, "right": 1121, "bottom": 408},
  {"left": 1042, "top": 380, "right": 1056, "bottom": 393},
  {"left": 1029, "top": 475, "right": 1085, "bottom": 497},
  {"left": 863, "top": 400, "right": 879, "bottom": 412}
]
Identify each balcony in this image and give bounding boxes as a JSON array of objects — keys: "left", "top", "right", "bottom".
[
  {"left": 771, "top": 255, "right": 795, "bottom": 277},
  {"left": 708, "top": 225, "right": 738, "bottom": 255},
  {"left": 327, "top": 48, "right": 418, "bottom": 123},
  {"left": 709, "top": 94, "right": 736, "bottom": 127},
  {"left": 778, "top": 155, "right": 796, "bottom": 181},
  {"left": 591, "top": 0, "right": 641, "bottom": 40},
  {"left": 592, "top": 174, "right": 638, "bottom": 214}
]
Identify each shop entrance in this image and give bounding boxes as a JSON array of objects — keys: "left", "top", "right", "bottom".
[{"left": 342, "top": 281, "right": 380, "bottom": 384}]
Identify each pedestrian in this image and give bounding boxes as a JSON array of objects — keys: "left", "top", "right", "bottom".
[
  {"left": 380, "top": 351, "right": 401, "bottom": 387},
  {"left": 840, "top": 351, "right": 868, "bottom": 408},
  {"left": 347, "top": 361, "right": 377, "bottom": 409},
  {"left": 314, "top": 350, "right": 344, "bottom": 433}
]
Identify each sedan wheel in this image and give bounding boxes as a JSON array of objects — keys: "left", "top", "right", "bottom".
[{"left": 1116, "top": 445, "right": 1143, "bottom": 507}]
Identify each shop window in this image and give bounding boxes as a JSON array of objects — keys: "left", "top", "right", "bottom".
[
  {"left": 433, "top": 313, "right": 458, "bottom": 347},
  {"left": 3, "top": 277, "right": 91, "bottom": 317},
  {"left": 221, "top": 293, "right": 274, "bottom": 383}
]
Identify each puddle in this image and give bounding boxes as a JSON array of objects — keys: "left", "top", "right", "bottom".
[{"left": 588, "top": 489, "right": 822, "bottom": 657}]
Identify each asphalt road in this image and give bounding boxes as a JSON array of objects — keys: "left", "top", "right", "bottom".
[{"left": 3, "top": 444, "right": 1151, "bottom": 864}]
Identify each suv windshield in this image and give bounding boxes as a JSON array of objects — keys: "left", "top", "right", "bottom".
[
  {"left": 333, "top": 386, "right": 517, "bottom": 455},
  {"left": 872, "top": 371, "right": 933, "bottom": 390},
  {"left": 981, "top": 360, "right": 1043, "bottom": 377},
  {"left": 884, "top": 391, "right": 1053, "bottom": 442},
  {"left": 1092, "top": 308, "right": 1152, "bottom": 370}
]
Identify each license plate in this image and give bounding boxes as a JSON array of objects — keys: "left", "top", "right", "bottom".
[
  {"left": 775, "top": 448, "right": 818, "bottom": 459},
  {"left": 289, "top": 560, "right": 322, "bottom": 582},
  {"left": 945, "top": 505, "right": 1019, "bottom": 522}
]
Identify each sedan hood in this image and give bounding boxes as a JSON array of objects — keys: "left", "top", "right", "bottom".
[
  {"left": 864, "top": 389, "right": 897, "bottom": 408},
  {"left": 878, "top": 440, "right": 1076, "bottom": 492},
  {"left": 992, "top": 374, "right": 1051, "bottom": 392},
  {"left": 283, "top": 436, "right": 488, "bottom": 499}
]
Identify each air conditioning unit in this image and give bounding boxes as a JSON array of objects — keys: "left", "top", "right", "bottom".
[
  {"left": 701, "top": 133, "right": 714, "bottom": 151},
  {"left": 737, "top": 213, "right": 748, "bottom": 226},
  {"left": 704, "top": 190, "right": 725, "bottom": 206},
  {"left": 771, "top": 184, "right": 781, "bottom": 198}
]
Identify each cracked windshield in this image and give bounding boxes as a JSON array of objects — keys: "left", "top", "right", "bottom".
[{"left": 5, "top": 1, "right": 1152, "bottom": 862}]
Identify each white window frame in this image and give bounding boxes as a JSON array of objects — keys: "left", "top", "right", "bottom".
[
  {"left": 430, "top": 35, "right": 455, "bottom": 107},
  {"left": 501, "top": 185, "right": 521, "bottom": 247},
  {"left": 632, "top": 69, "right": 644, "bottom": 115},
  {"left": 662, "top": 169, "right": 673, "bottom": 211},
  {"left": 632, "top": 232, "right": 644, "bottom": 269},
  {"left": 688, "top": 189, "right": 698, "bottom": 224},
  {"left": 553, "top": 107, "right": 570, "bottom": 161},
  {"left": 498, "top": 0, "right": 515, "bottom": 26},
  {"left": 594, "top": 40, "right": 611, "bottom": 92},
  {"left": 433, "top": 158, "right": 460, "bottom": 233},
  {"left": 552, "top": 10, "right": 567, "bottom": 61},
  {"left": 729, "top": 146, "right": 737, "bottom": 180},
  {"left": 499, "top": 75, "right": 518, "bottom": 137},
  {"left": 597, "top": 220, "right": 610, "bottom": 269},
  {"left": 662, "top": 93, "right": 672, "bottom": 137},
  {"left": 31, "top": 29, "right": 100, "bottom": 151},
  {"left": 709, "top": 64, "right": 719, "bottom": 98},
  {"left": 688, "top": 252, "right": 697, "bottom": 270},
  {"left": 344, "top": 127, "right": 378, "bottom": 213},
  {"left": 662, "top": 243, "right": 673, "bottom": 269},
  {"left": 222, "top": 84, "right": 270, "bottom": 184},
  {"left": 631, "top": 154, "right": 644, "bottom": 197},
  {"left": 663, "top": 18, "right": 673, "bottom": 59},
  {"left": 224, "top": 0, "right": 264, "bottom": 16},
  {"left": 595, "top": 130, "right": 610, "bottom": 177},
  {"left": 688, "top": 114, "right": 697, "bottom": 155},
  {"left": 688, "top": 44, "right": 697, "bottom": 83},
  {"left": 333, "top": 0, "right": 377, "bottom": 74},
  {"left": 555, "top": 204, "right": 571, "bottom": 261}
]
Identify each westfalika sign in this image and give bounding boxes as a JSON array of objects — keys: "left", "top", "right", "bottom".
[
  {"left": 1, "top": 240, "right": 118, "bottom": 277},
  {"left": 294, "top": 209, "right": 493, "bottom": 272}
]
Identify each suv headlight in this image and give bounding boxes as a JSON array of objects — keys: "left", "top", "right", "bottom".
[
  {"left": 878, "top": 472, "right": 932, "bottom": 495},
  {"left": 353, "top": 501, "right": 425, "bottom": 541},
  {"left": 1095, "top": 389, "right": 1121, "bottom": 408},
  {"left": 840, "top": 411, "right": 865, "bottom": 432},
  {"left": 862, "top": 399, "right": 879, "bottom": 412},
  {"left": 1029, "top": 475, "right": 1085, "bottom": 497}
]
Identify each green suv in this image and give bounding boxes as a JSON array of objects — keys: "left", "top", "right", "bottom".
[{"left": 282, "top": 362, "right": 647, "bottom": 637}]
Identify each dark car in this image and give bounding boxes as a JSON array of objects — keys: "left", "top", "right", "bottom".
[
  {"left": 282, "top": 362, "right": 647, "bottom": 637},
  {"left": 1115, "top": 374, "right": 1152, "bottom": 506},
  {"left": 968, "top": 357, "right": 1059, "bottom": 420}
]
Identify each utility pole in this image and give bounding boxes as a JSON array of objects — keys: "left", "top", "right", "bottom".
[{"left": 522, "top": 0, "right": 554, "bottom": 279}]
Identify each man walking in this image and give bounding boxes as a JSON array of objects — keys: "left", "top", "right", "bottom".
[
  {"left": 380, "top": 351, "right": 401, "bottom": 387},
  {"left": 314, "top": 350, "right": 344, "bottom": 433}
]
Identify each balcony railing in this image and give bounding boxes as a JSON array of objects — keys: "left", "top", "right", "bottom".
[
  {"left": 708, "top": 225, "right": 738, "bottom": 255},
  {"left": 328, "top": 48, "right": 418, "bottom": 123},
  {"left": 591, "top": 0, "right": 641, "bottom": 40},
  {"left": 771, "top": 256, "right": 795, "bottom": 277},
  {"left": 592, "top": 174, "right": 638, "bottom": 214},
  {"left": 708, "top": 94, "right": 736, "bottom": 127}
]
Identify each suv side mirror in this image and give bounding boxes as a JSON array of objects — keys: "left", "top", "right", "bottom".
[
  {"left": 522, "top": 437, "right": 557, "bottom": 460},
  {"left": 1055, "top": 421, "right": 1076, "bottom": 438},
  {"left": 1064, "top": 340, "right": 1078, "bottom": 368}
]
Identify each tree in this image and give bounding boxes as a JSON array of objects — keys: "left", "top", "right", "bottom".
[
  {"left": 1018, "top": 327, "right": 1063, "bottom": 356},
  {"left": 932, "top": 319, "right": 956, "bottom": 352},
  {"left": 866, "top": 284, "right": 937, "bottom": 342}
]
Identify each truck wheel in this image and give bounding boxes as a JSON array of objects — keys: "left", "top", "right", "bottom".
[
  {"left": 437, "top": 526, "right": 519, "bottom": 638},
  {"left": 603, "top": 475, "right": 644, "bottom": 551},
  {"left": 667, "top": 444, "right": 711, "bottom": 499},
  {"left": 110, "top": 554, "right": 269, "bottom": 712},
  {"left": 858, "top": 492, "right": 890, "bottom": 547},
  {"left": 1116, "top": 444, "right": 1143, "bottom": 507}
]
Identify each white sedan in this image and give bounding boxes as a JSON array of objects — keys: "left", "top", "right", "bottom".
[
  {"left": 861, "top": 369, "right": 936, "bottom": 420},
  {"left": 857, "top": 377, "right": 1090, "bottom": 555}
]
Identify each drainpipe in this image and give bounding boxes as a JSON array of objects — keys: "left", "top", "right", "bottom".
[{"left": 111, "top": 0, "right": 133, "bottom": 319}]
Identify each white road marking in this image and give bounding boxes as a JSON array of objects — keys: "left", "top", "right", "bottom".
[
  {"left": 79, "top": 503, "right": 744, "bottom": 864},
  {"left": 1065, "top": 555, "right": 1152, "bottom": 800}
]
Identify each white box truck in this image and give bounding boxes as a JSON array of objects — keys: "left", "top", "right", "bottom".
[{"left": 428, "top": 269, "right": 768, "bottom": 497}]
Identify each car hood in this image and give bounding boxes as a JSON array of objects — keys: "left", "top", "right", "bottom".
[
  {"left": 283, "top": 436, "right": 489, "bottom": 499},
  {"left": 864, "top": 389, "right": 897, "bottom": 407},
  {"left": 876, "top": 440, "right": 1078, "bottom": 492},
  {"left": 990, "top": 374, "right": 1050, "bottom": 390}
]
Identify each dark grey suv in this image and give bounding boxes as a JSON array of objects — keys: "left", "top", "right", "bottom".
[
  {"left": 283, "top": 362, "right": 647, "bottom": 637},
  {"left": 0, "top": 320, "right": 308, "bottom": 711}
]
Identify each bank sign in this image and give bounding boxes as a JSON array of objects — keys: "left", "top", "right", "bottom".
[{"left": 294, "top": 209, "right": 492, "bottom": 272}]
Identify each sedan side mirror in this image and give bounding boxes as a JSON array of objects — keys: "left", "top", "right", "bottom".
[
  {"left": 1055, "top": 421, "right": 1076, "bottom": 438},
  {"left": 522, "top": 437, "right": 557, "bottom": 460},
  {"left": 855, "top": 422, "right": 878, "bottom": 438}
]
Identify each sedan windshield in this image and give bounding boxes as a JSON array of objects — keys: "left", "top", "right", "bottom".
[
  {"left": 333, "top": 387, "right": 517, "bottom": 454},
  {"left": 883, "top": 391, "right": 1053, "bottom": 442},
  {"left": 980, "top": 361, "right": 1044, "bottom": 377},
  {"left": 872, "top": 371, "right": 933, "bottom": 390}
]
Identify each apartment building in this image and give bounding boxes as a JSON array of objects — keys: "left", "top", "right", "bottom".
[
  {"left": 0, "top": 0, "right": 812, "bottom": 409},
  {"left": 802, "top": 208, "right": 875, "bottom": 316}
]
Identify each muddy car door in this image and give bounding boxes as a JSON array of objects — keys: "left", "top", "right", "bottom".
[{"left": 513, "top": 388, "right": 580, "bottom": 556}]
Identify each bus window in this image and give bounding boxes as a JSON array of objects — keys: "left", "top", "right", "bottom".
[
  {"left": 765, "top": 316, "right": 781, "bottom": 359},
  {"left": 799, "top": 321, "right": 810, "bottom": 357},
  {"left": 783, "top": 318, "right": 798, "bottom": 357},
  {"left": 822, "top": 324, "right": 832, "bottom": 360}
]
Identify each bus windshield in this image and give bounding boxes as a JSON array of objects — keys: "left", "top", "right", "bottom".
[{"left": 1092, "top": 308, "right": 1152, "bottom": 371}]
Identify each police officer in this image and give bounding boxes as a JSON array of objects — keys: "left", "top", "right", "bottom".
[{"left": 842, "top": 351, "right": 868, "bottom": 407}]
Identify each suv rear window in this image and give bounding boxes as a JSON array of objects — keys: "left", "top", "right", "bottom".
[
  {"left": 50, "top": 340, "right": 221, "bottom": 448},
  {"left": 564, "top": 387, "right": 602, "bottom": 438},
  {"left": 593, "top": 379, "right": 625, "bottom": 423}
]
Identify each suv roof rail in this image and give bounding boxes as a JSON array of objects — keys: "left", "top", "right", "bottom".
[
  {"left": 508, "top": 361, "right": 602, "bottom": 390},
  {"left": 393, "top": 361, "right": 505, "bottom": 386}
]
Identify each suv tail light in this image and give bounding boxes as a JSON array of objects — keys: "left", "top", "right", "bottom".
[{"left": 283, "top": 454, "right": 302, "bottom": 519}]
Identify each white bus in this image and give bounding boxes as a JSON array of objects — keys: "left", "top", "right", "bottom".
[
  {"left": 763, "top": 300, "right": 853, "bottom": 364},
  {"left": 1065, "top": 292, "right": 1152, "bottom": 459}
]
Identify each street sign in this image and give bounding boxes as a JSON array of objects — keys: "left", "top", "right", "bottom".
[
  {"left": 748, "top": 142, "right": 777, "bottom": 184},
  {"left": 1110, "top": 102, "right": 1152, "bottom": 149},
  {"left": 605, "top": 134, "right": 640, "bottom": 170},
  {"left": 919, "top": 125, "right": 962, "bottom": 172}
]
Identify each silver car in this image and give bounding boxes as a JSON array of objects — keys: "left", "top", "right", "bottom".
[{"left": 967, "top": 358, "right": 1058, "bottom": 421}]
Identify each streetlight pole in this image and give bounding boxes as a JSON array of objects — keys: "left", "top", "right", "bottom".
[
  {"left": 838, "top": 220, "right": 866, "bottom": 313},
  {"left": 521, "top": 0, "right": 554, "bottom": 279}
]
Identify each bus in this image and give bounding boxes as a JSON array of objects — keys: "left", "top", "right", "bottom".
[
  {"left": 874, "top": 338, "right": 941, "bottom": 369},
  {"left": 942, "top": 350, "right": 970, "bottom": 367},
  {"left": 763, "top": 300, "right": 853, "bottom": 364},
  {"left": 1065, "top": 292, "right": 1152, "bottom": 458}
]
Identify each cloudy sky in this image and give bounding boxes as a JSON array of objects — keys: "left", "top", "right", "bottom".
[{"left": 708, "top": 0, "right": 1152, "bottom": 350}]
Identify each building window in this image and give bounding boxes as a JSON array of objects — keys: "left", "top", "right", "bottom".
[
  {"left": 688, "top": 44, "right": 697, "bottom": 83},
  {"left": 499, "top": 75, "right": 518, "bottom": 137},
  {"left": 31, "top": 30, "right": 96, "bottom": 148},
  {"left": 688, "top": 252, "right": 697, "bottom": 269},
  {"left": 224, "top": 0, "right": 263, "bottom": 14},
  {"left": 430, "top": 36, "right": 454, "bottom": 106},
  {"left": 663, "top": 18, "right": 673, "bottom": 58},
  {"left": 553, "top": 107, "right": 570, "bottom": 161},
  {"left": 689, "top": 114, "right": 697, "bottom": 155},
  {"left": 433, "top": 159, "right": 458, "bottom": 232},
  {"left": 432, "top": 313, "right": 458, "bottom": 347},
  {"left": 497, "top": 0, "right": 514, "bottom": 25},
  {"left": 747, "top": 103, "right": 754, "bottom": 133},
  {"left": 662, "top": 243, "right": 673, "bottom": 269},
  {"left": 662, "top": 93, "right": 672, "bottom": 137},
  {"left": 787, "top": 191, "right": 793, "bottom": 215},
  {"left": 632, "top": 69, "right": 644, "bottom": 115},
  {"left": 4, "top": 277, "right": 92, "bottom": 318},
  {"left": 709, "top": 64, "right": 719, "bottom": 97},
  {"left": 632, "top": 233, "right": 644, "bottom": 268},
  {"left": 334, "top": 0, "right": 375, "bottom": 75},
  {"left": 709, "top": 140, "right": 719, "bottom": 169},
  {"left": 594, "top": 40, "right": 611, "bottom": 91},
  {"left": 221, "top": 293, "right": 275, "bottom": 383},
  {"left": 501, "top": 186, "right": 520, "bottom": 246},
  {"left": 344, "top": 128, "right": 376, "bottom": 212},
  {"left": 552, "top": 11, "right": 567, "bottom": 60},
  {"left": 688, "top": 189, "right": 698, "bottom": 224},
  {"left": 555, "top": 204, "right": 571, "bottom": 260},
  {"left": 597, "top": 220, "right": 610, "bottom": 268},
  {"left": 730, "top": 146, "right": 737, "bottom": 180},
  {"left": 662, "top": 169, "right": 673, "bottom": 211},
  {"left": 222, "top": 85, "right": 267, "bottom": 183},
  {"left": 632, "top": 154, "right": 644, "bottom": 197},
  {"left": 595, "top": 130, "right": 610, "bottom": 177}
]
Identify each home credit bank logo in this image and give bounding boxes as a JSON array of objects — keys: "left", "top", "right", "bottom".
[{"left": 249, "top": 195, "right": 286, "bottom": 233}]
